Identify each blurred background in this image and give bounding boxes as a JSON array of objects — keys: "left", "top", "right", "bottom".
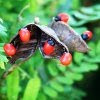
[{"left": 0, "top": 0, "right": 100, "bottom": 100}]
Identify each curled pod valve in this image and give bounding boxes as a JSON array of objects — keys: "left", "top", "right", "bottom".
[{"left": 43, "top": 39, "right": 55, "bottom": 55}]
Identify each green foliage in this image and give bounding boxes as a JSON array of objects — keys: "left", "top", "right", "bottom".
[
  {"left": 0, "top": 22, "right": 8, "bottom": 69},
  {"left": 43, "top": 85, "right": 58, "bottom": 98},
  {"left": 23, "top": 76, "right": 41, "bottom": 100},
  {"left": 6, "top": 69, "right": 19, "bottom": 100},
  {"left": 69, "top": 5, "right": 100, "bottom": 26},
  {"left": 0, "top": 0, "right": 100, "bottom": 100}
]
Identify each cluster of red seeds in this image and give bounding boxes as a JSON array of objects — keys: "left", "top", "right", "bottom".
[
  {"left": 43, "top": 39, "right": 72, "bottom": 66},
  {"left": 3, "top": 13, "right": 93, "bottom": 66},
  {"left": 4, "top": 28, "right": 31, "bottom": 56}
]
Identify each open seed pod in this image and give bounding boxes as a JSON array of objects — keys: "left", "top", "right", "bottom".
[
  {"left": 8, "top": 24, "right": 41, "bottom": 64},
  {"left": 36, "top": 24, "right": 69, "bottom": 59},
  {"left": 50, "top": 21, "right": 90, "bottom": 53},
  {"left": 8, "top": 23, "right": 69, "bottom": 64}
]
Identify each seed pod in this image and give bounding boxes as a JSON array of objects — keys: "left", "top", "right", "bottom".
[
  {"left": 8, "top": 24, "right": 41, "bottom": 64},
  {"left": 6, "top": 17, "right": 91, "bottom": 64},
  {"left": 36, "top": 24, "right": 69, "bottom": 59},
  {"left": 8, "top": 23, "right": 69, "bottom": 64},
  {"left": 50, "top": 21, "right": 90, "bottom": 53}
]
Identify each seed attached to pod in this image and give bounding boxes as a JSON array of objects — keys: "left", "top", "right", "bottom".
[
  {"left": 19, "top": 28, "right": 30, "bottom": 42},
  {"left": 3, "top": 43, "right": 16, "bottom": 56},
  {"left": 81, "top": 30, "right": 93, "bottom": 41},
  {"left": 60, "top": 52, "right": 72, "bottom": 66},
  {"left": 55, "top": 13, "right": 69, "bottom": 23},
  {"left": 43, "top": 39, "right": 55, "bottom": 55}
]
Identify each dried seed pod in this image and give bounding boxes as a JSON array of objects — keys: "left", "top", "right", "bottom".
[
  {"left": 36, "top": 24, "right": 69, "bottom": 59},
  {"left": 8, "top": 23, "right": 69, "bottom": 64},
  {"left": 50, "top": 21, "right": 90, "bottom": 53},
  {"left": 8, "top": 24, "right": 41, "bottom": 64}
]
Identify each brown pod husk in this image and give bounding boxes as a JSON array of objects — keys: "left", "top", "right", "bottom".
[
  {"left": 36, "top": 24, "right": 69, "bottom": 59},
  {"left": 9, "top": 23, "right": 69, "bottom": 64},
  {"left": 50, "top": 21, "right": 90, "bottom": 53},
  {"left": 9, "top": 24, "right": 41, "bottom": 64}
]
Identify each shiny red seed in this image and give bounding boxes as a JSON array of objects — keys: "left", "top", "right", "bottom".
[
  {"left": 3, "top": 43, "right": 16, "bottom": 56},
  {"left": 60, "top": 52, "right": 72, "bottom": 66},
  {"left": 84, "top": 30, "right": 93, "bottom": 40},
  {"left": 19, "top": 28, "right": 30, "bottom": 42},
  {"left": 43, "top": 42, "right": 55, "bottom": 55},
  {"left": 58, "top": 13, "right": 69, "bottom": 23}
]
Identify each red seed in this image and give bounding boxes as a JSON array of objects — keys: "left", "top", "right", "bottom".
[
  {"left": 43, "top": 42, "right": 55, "bottom": 55},
  {"left": 58, "top": 13, "right": 69, "bottom": 23},
  {"left": 84, "top": 30, "right": 93, "bottom": 40},
  {"left": 19, "top": 28, "right": 30, "bottom": 42},
  {"left": 60, "top": 52, "right": 72, "bottom": 66},
  {"left": 3, "top": 43, "right": 16, "bottom": 56}
]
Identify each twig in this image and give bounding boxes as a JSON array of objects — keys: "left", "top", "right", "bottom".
[
  {"left": 18, "top": 4, "right": 30, "bottom": 21},
  {"left": 1, "top": 64, "right": 19, "bottom": 79},
  {"left": 0, "top": 64, "right": 19, "bottom": 86}
]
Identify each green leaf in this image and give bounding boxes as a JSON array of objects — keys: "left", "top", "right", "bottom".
[
  {"left": 69, "top": 18, "right": 87, "bottom": 26},
  {"left": 72, "top": 0, "right": 80, "bottom": 10},
  {"left": 0, "top": 18, "right": 3, "bottom": 23},
  {"left": 90, "top": 64, "right": 98, "bottom": 70},
  {"left": 0, "top": 54, "right": 8, "bottom": 69},
  {"left": 74, "top": 53, "right": 84, "bottom": 64},
  {"left": 0, "top": 47, "right": 4, "bottom": 52},
  {"left": 73, "top": 11, "right": 89, "bottom": 20},
  {"left": 74, "top": 27, "right": 87, "bottom": 35},
  {"left": 37, "top": 93, "right": 47, "bottom": 100},
  {"left": 49, "top": 81, "right": 64, "bottom": 92},
  {"left": 65, "top": 71, "right": 83, "bottom": 81},
  {"left": 88, "top": 42, "right": 96, "bottom": 57},
  {"left": 23, "top": 76, "right": 41, "bottom": 100},
  {"left": 72, "top": 63, "right": 98, "bottom": 73},
  {"left": 73, "top": 73, "right": 83, "bottom": 81},
  {"left": 96, "top": 41, "right": 100, "bottom": 54},
  {"left": 57, "top": 66, "right": 66, "bottom": 72},
  {"left": 81, "top": 7, "right": 95, "bottom": 15},
  {"left": 43, "top": 86, "right": 58, "bottom": 98},
  {"left": 0, "top": 54, "right": 8, "bottom": 62},
  {"left": 0, "top": 24, "right": 7, "bottom": 37},
  {"left": 6, "top": 69, "right": 19, "bottom": 100},
  {"left": 0, "top": 43, "right": 5, "bottom": 46},
  {"left": 0, "top": 60, "right": 5, "bottom": 69},
  {"left": 29, "top": 0, "right": 38, "bottom": 13},
  {"left": 57, "top": 76, "right": 73, "bottom": 85},
  {"left": 94, "top": 5, "right": 100, "bottom": 10},
  {"left": 84, "top": 56, "right": 100, "bottom": 63},
  {"left": 48, "top": 62, "right": 59, "bottom": 77}
]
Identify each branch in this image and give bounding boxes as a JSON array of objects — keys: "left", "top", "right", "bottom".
[{"left": 1, "top": 64, "right": 19, "bottom": 79}]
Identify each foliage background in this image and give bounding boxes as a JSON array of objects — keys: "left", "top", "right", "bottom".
[{"left": 0, "top": 0, "right": 100, "bottom": 100}]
